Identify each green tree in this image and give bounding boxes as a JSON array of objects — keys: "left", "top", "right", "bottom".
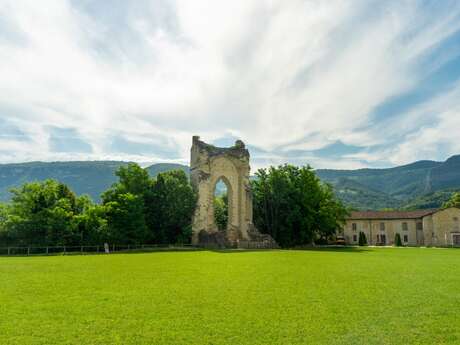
[
  {"left": 252, "top": 164, "right": 348, "bottom": 247},
  {"left": 104, "top": 193, "right": 147, "bottom": 244},
  {"left": 102, "top": 163, "right": 152, "bottom": 244},
  {"left": 72, "top": 199, "right": 108, "bottom": 245},
  {"left": 358, "top": 231, "right": 367, "bottom": 246},
  {"left": 103, "top": 164, "right": 197, "bottom": 245},
  {"left": 394, "top": 233, "right": 403, "bottom": 247},
  {"left": 5, "top": 180, "right": 82, "bottom": 246},
  {"left": 443, "top": 192, "right": 460, "bottom": 209},
  {"left": 214, "top": 193, "right": 228, "bottom": 231},
  {"left": 146, "top": 170, "right": 197, "bottom": 244},
  {"left": 0, "top": 163, "right": 199, "bottom": 247},
  {"left": 317, "top": 184, "right": 350, "bottom": 241},
  {"left": 0, "top": 202, "right": 9, "bottom": 245},
  {"left": 102, "top": 163, "right": 152, "bottom": 201}
]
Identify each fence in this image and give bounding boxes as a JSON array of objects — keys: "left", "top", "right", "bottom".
[
  {"left": 0, "top": 241, "right": 281, "bottom": 256},
  {"left": 0, "top": 244, "right": 196, "bottom": 256}
]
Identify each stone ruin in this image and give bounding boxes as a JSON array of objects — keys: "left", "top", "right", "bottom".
[{"left": 190, "top": 136, "right": 278, "bottom": 248}]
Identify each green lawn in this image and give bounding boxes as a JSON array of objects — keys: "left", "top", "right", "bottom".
[{"left": 1, "top": 248, "right": 459, "bottom": 345}]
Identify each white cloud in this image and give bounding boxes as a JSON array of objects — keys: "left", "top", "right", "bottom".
[
  {"left": 0, "top": 0, "right": 460, "bottom": 169},
  {"left": 385, "top": 87, "right": 460, "bottom": 164}
]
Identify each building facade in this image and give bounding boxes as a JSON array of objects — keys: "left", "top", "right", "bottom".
[{"left": 341, "top": 208, "right": 460, "bottom": 247}]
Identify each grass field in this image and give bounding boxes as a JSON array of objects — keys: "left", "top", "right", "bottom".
[{"left": 1, "top": 248, "right": 459, "bottom": 345}]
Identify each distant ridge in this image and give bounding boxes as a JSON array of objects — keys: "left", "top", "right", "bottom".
[
  {"left": 315, "top": 155, "right": 460, "bottom": 210},
  {"left": 0, "top": 156, "right": 459, "bottom": 209},
  {"left": 0, "top": 161, "right": 188, "bottom": 202},
  {"left": 145, "top": 163, "right": 189, "bottom": 177}
]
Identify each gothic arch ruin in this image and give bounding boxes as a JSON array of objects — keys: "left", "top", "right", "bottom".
[{"left": 190, "top": 136, "right": 277, "bottom": 248}]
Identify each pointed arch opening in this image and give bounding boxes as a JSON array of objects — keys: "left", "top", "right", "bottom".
[{"left": 213, "top": 176, "right": 233, "bottom": 231}]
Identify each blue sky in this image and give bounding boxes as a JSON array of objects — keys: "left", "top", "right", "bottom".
[{"left": 1, "top": 0, "right": 460, "bottom": 169}]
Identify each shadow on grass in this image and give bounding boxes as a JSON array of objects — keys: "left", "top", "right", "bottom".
[
  {"left": 208, "top": 249, "right": 278, "bottom": 254},
  {"left": 208, "top": 246, "right": 370, "bottom": 254},
  {"left": 289, "top": 246, "right": 371, "bottom": 253}
]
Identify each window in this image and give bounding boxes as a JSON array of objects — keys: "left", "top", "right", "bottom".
[
  {"left": 402, "top": 222, "right": 408, "bottom": 231},
  {"left": 403, "top": 235, "right": 408, "bottom": 243},
  {"left": 380, "top": 222, "right": 385, "bottom": 231},
  {"left": 352, "top": 223, "right": 357, "bottom": 231},
  {"left": 416, "top": 222, "right": 423, "bottom": 230},
  {"left": 353, "top": 235, "right": 357, "bottom": 242},
  {"left": 453, "top": 234, "right": 460, "bottom": 246}
]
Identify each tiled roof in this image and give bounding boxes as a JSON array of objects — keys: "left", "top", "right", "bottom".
[{"left": 347, "top": 209, "right": 439, "bottom": 220}]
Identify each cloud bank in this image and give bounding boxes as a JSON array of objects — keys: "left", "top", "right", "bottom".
[{"left": 1, "top": 0, "right": 460, "bottom": 169}]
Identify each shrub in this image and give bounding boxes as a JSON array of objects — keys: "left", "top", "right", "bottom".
[
  {"left": 394, "top": 233, "right": 403, "bottom": 247},
  {"left": 358, "top": 231, "right": 367, "bottom": 246}
]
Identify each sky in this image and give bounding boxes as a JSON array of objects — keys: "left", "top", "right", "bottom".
[{"left": 1, "top": 0, "right": 460, "bottom": 170}]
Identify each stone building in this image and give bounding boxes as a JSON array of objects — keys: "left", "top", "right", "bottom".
[
  {"left": 190, "top": 136, "right": 277, "bottom": 248},
  {"left": 341, "top": 207, "right": 460, "bottom": 247}
]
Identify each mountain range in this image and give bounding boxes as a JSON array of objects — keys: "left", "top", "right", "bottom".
[
  {"left": 0, "top": 155, "right": 459, "bottom": 210},
  {"left": 315, "top": 155, "right": 460, "bottom": 210}
]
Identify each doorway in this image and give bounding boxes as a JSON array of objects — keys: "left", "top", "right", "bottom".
[{"left": 453, "top": 234, "right": 460, "bottom": 246}]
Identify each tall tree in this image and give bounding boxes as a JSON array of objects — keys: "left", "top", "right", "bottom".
[
  {"left": 102, "top": 163, "right": 151, "bottom": 244},
  {"left": 252, "top": 164, "right": 348, "bottom": 247},
  {"left": 102, "top": 163, "right": 152, "bottom": 200},
  {"left": 146, "top": 170, "right": 197, "bottom": 244}
]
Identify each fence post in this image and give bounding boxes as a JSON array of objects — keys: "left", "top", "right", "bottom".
[
  {"left": 97, "top": 245, "right": 99, "bottom": 253},
  {"left": 27, "top": 247, "right": 30, "bottom": 256},
  {"left": 46, "top": 247, "right": 49, "bottom": 255},
  {"left": 112, "top": 244, "right": 115, "bottom": 252},
  {"left": 7, "top": 247, "right": 10, "bottom": 256},
  {"left": 63, "top": 246, "right": 66, "bottom": 255}
]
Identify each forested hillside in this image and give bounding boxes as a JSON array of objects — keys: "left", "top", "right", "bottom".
[
  {"left": 0, "top": 161, "right": 188, "bottom": 202},
  {"left": 316, "top": 155, "right": 460, "bottom": 209}
]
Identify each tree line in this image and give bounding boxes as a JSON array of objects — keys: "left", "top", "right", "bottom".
[
  {"left": 0, "top": 164, "right": 196, "bottom": 247},
  {"left": 0, "top": 163, "right": 352, "bottom": 248}
]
